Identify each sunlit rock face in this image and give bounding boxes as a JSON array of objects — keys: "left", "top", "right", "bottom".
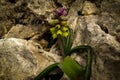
[
  {"left": 67, "top": 0, "right": 120, "bottom": 80},
  {"left": 0, "top": 38, "right": 58, "bottom": 80}
]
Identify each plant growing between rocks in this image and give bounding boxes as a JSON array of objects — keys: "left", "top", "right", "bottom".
[{"left": 34, "top": 8, "right": 93, "bottom": 80}]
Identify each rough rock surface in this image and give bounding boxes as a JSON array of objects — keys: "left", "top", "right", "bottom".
[
  {"left": 4, "top": 24, "right": 49, "bottom": 40},
  {"left": 82, "top": 1, "right": 99, "bottom": 15},
  {"left": 0, "top": 0, "right": 120, "bottom": 80},
  {"left": 0, "top": 0, "right": 50, "bottom": 39},
  {"left": 67, "top": 0, "right": 120, "bottom": 80},
  {"left": 0, "top": 38, "right": 61, "bottom": 80}
]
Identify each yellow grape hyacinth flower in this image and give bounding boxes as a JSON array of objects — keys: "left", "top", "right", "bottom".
[{"left": 50, "top": 24, "right": 69, "bottom": 39}]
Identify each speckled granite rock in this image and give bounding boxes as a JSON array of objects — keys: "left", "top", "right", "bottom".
[{"left": 0, "top": 38, "right": 61, "bottom": 80}]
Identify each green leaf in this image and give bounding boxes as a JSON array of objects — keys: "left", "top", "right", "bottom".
[
  {"left": 85, "top": 48, "right": 93, "bottom": 80},
  {"left": 58, "top": 56, "right": 84, "bottom": 80},
  {"left": 34, "top": 63, "right": 59, "bottom": 80},
  {"left": 62, "top": 28, "right": 73, "bottom": 55},
  {"left": 68, "top": 45, "right": 93, "bottom": 80}
]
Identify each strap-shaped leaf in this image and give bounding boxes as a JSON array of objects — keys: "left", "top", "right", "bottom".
[
  {"left": 34, "top": 63, "right": 59, "bottom": 80},
  {"left": 85, "top": 48, "right": 92, "bottom": 80},
  {"left": 68, "top": 45, "right": 93, "bottom": 80},
  {"left": 62, "top": 28, "right": 73, "bottom": 55},
  {"left": 58, "top": 56, "right": 84, "bottom": 80}
]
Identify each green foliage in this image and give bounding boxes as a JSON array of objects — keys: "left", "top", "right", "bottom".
[
  {"left": 62, "top": 28, "right": 73, "bottom": 55},
  {"left": 34, "top": 7, "right": 93, "bottom": 80},
  {"left": 58, "top": 56, "right": 84, "bottom": 80},
  {"left": 34, "top": 63, "right": 59, "bottom": 80},
  {"left": 34, "top": 31, "right": 93, "bottom": 80},
  {"left": 69, "top": 45, "right": 93, "bottom": 80}
]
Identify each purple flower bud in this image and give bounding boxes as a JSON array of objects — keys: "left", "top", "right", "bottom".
[
  {"left": 60, "top": 7, "right": 65, "bottom": 15},
  {"left": 54, "top": 7, "right": 66, "bottom": 16}
]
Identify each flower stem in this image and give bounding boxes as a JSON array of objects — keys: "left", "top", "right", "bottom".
[{"left": 57, "top": 37, "right": 65, "bottom": 58}]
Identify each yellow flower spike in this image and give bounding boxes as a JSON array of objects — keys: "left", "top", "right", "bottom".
[
  {"left": 55, "top": 24, "right": 61, "bottom": 29},
  {"left": 60, "top": 16, "right": 66, "bottom": 20},
  {"left": 61, "top": 26, "right": 68, "bottom": 32},
  {"left": 62, "top": 32, "right": 69, "bottom": 37},
  {"left": 52, "top": 33, "right": 57, "bottom": 39},
  {"left": 50, "top": 27, "right": 56, "bottom": 34},
  {"left": 57, "top": 30, "right": 62, "bottom": 35},
  {"left": 49, "top": 19, "right": 59, "bottom": 26},
  {"left": 61, "top": 21, "right": 68, "bottom": 26}
]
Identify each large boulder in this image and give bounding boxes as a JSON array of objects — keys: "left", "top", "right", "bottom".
[
  {"left": 0, "top": 38, "right": 61, "bottom": 80},
  {"left": 67, "top": 1, "right": 120, "bottom": 80}
]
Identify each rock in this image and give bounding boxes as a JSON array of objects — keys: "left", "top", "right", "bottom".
[
  {"left": 0, "top": 0, "right": 50, "bottom": 38},
  {"left": 57, "top": 0, "right": 74, "bottom": 8},
  {"left": 67, "top": 0, "right": 84, "bottom": 17},
  {"left": 27, "top": 0, "right": 55, "bottom": 21},
  {"left": 28, "top": 0, "right": 54, "bottom": 15},
  {"left": 0, "top": 0, "right": 16, "bottom": 37},
  {"left": 0, "top": 0, "right": 120, "bottom": 80},
  {"left": 67, "top": 1, "right": 120, "bottom": 79},
  {"left": 60, "top": 1, "right": 120, "bottom": 79},
  {"left": 0, "top": 38, "right": 61, "bottom": 80},
  {"left": 101, "top": 1, "right": 120, "bottom": 15},
  {"left": 81, "top": 1, "right": 99, "bottom": 15},
  {"left": 39, "top": 39, "right": 48, "bottom": 48},
  {"left": 4, "top": 24, "right": 49, "bottom": 40}
]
